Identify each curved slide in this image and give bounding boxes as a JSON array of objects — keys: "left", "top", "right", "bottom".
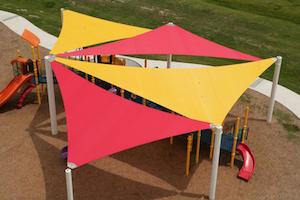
[
  {"left": 0, "top": 74, "right": 34, "bottom": 108},
  {"left": 237, "top": 143, "right": 256, "bottom": 181}
]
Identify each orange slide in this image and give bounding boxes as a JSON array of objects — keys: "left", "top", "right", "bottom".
[{"left": 0, "top": 74, "right": 34, "bottom": 108}]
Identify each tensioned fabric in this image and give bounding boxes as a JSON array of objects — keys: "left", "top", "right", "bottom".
[
  {"left": 51, "top": 61, "right": 210, "bottom": 168},
  {"left": 50, "top": 10, "right": 150, "bottom": 54},
  {"left": 58, "top": 23, "right": 259, "bottom": 61},
  {"left": 55, "top": 57, "right": 275, "bottom": 124}
]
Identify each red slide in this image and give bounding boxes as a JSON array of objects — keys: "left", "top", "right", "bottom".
[
  {"left": 0, "top": 74, "right": 34, "bottom": 108},
  {"left": 237, "top": 143, "right": 256, "bottom": 181}
]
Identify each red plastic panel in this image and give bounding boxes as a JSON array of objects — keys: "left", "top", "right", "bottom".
[{"left": 237, "top": 143, "right": 256, "bottom": 181}]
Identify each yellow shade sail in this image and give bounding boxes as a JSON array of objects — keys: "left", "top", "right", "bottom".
[
  {"left": 50, "top": 10, "right": 150, "bottom": 54},
  {"left": 55, "top": 57, "right": 275, "bottom": 124}
]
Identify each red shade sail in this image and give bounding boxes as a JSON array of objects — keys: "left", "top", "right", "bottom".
[
  {"left": 59, "top": 23, "right": 260, "bottom": 61},
  {"left": 51, "top": 61, "right": 210, "bottom": 168}
]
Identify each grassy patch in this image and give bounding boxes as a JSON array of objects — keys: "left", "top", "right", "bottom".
[
  {"left": 274, "top": 109, "right": 300, "bottom": 141},
  {"left": 204, "top": 0, "right": 300, "bottom": 25},
  {"left": 239, "top": 93, "right": 252, "bottom": 104},
  {"left": 0, "top": 0, "right": 300, "bottom": 93}
]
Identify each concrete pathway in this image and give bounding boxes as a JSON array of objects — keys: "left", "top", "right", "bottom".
[
  {"left": 0, "top": 10, "right": 56, "bottom": 49},
  {"left": 1, "top": 10, "right": 299, "bottom": 119}
]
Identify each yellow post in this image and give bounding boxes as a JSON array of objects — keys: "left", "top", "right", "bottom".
[
  {"left": 31, "top": 46, "right": 41, "bottom": 104},
  {"left": 242, "top": 106, "right": 249, "bottom": 143},
  {"left": 36, "top": 46, "right": 44, "bottom": 93},
  {"left": 209, "top": 129, "right": 215, "bottom": 160},
  {"left": 185, "top": 135, "right": 193, "bottom": 176},
  {"left": 121, "top": 89, "right": 125, "bottom": 98},
  {"left": 244, "top": 106, "right": 250, "bottom": 127},
  {"left": 130, "top": 93, "right": 137, "bottom": 100},
  {"left": 230, "top": 117, "right": 240, "bottom": 168},
  {"left": 142, "top": 98, "right": 147, "bottom": 106},
  {"left": 169, "top": 136, "right": 173, "bottom": 144},
  {"left": 16, "top": 49, "right": 20, "bottom": 57},
  {"left": 195, "top": 130, "right": 201, "bottom": 163},
  {"left": 36, "top": 46, "right": 42, "bottom": 68}
]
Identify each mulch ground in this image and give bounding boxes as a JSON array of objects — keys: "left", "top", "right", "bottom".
[{"left": 0, "top": 23, "right": 299, "bottom": 200}]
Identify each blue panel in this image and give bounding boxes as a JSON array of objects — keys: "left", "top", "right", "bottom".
[{"left": 197, "top": 128, "right": 249, "bottom": 152}]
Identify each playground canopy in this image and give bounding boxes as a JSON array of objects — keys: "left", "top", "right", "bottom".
[
  {"left": 49, "top": 9, "right": 279, "bottom": 200},
  {"left": 52, "top": 61, "right": 210, "bottom": 168},
  {"left": 51, "top": 10, "right": 276, "bottom": 166},
  {"left": 59, "top": 23, "right": 260, "bottom": 61},
  {"left": 50, "top": 10, "right": 150, "bottom": 54},
  {"left": 56, "top": 57, "right": 275, "bottom": 125}
]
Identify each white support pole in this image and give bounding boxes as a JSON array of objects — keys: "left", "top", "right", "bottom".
[
  {"left": 167, "top": 54, "right": 172, "bottom": 69},
  {"left": 209, "top": 125, "right": 223, "bottom": 200},
  {"left": 60, "top": 8, "right": 64, "bottom": 24},
  {"left": 267, "top": 56, "right": 282, "bottom": 123},
  {"left": 45, "top": 55, "right": 58, "bottom": 135},
  {"left": 65, "top": 168, "right": 74, "bottom": 200}
]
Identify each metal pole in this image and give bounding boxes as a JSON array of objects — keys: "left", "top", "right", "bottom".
[
  {"left": 60, "top": 8, "right": 64, "bottom": 25},
  {"left": 242, "top": 106, "right": 249, "bottom": 143},
  {"left": 65, "top": 168, "right": 74, "bottom": 200},
  {"left": 167, "top": 54, "right": 172, "bottom": 69},
  {"left": 45, "top": 55, "right": 58, "bottom": 135},
  {"left": 267, "top": 56, "right": 282, "bottom": 123},
  {"left": 209, "top": 129, "right": 215, "bottom": 160},
  {"left": 230, "top": 117, "right": 240, "bottom": 168},
  {"left": 209, "top": 125, "right": 223, "bottom": 200},
  {"left": 167, "top": 54, "right": 173, "bottom": 142}
]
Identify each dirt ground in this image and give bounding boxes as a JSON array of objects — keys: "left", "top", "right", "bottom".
[{"left": 0, "top": 23, "right": 299, "bottom": 200}]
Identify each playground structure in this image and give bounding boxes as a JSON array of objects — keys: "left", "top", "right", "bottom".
[
  {"left": 0, "top": 59, "right": 34, "bottom": 108},
  {"left": 41, "top": 9, "right": 282, "bottom": 200},
  {"left": 0, "top": 28, "right": 136, "bottom": 109},
  {"left": 183, "top": 106, "right": 255, "bottom": 181},
  {"left": 0, "top": 29, "right": 43, "bottom": 108},
  {"left": 22, "top": 29, "right": 43, "bottom": 104},
  {"left": 0, "top": 55, "right": 35, "bottom": 108}
]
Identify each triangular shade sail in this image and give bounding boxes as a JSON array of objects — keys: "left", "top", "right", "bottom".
[
  {"left": 59, "top": 23, "right": 259, "bottom": 61},
  {"left": 51, "top": 61, "right": 210, "bottom": 168},
  {"left": 50, "top": 10, "right": 150, "bottom": 54},
  {"left": 55, "top": 57, "right": 276, "bottom": 125}
]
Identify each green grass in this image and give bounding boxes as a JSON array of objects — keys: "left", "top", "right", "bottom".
[
  {"left": 1, "top": 0, "right": 300, "bottom": 93},
  {"left": 274, "top": 109, "right": 300, "bottom": 141}
]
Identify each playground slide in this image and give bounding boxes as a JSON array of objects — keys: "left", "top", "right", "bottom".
[
  {"left": 237, "top": 143, "right": 256, "bottom": 181},
  {"left": 0, "top": 74, "right": 33, "bottom": 108}
]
